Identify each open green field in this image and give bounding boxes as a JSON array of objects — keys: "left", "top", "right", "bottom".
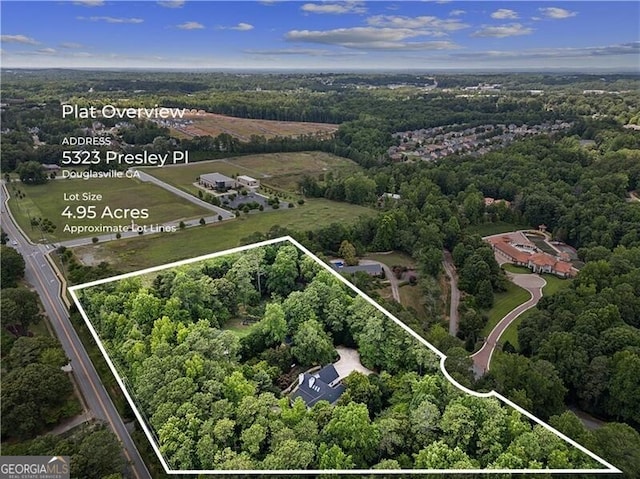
[
  {"left": 73, "top": 198, "right": 377, "bottom": 272},
  {"left": 145, "top": 151, "right": 361, "bottom": 194},
  {"left": 7, "top": 178, "right": 211, "bottom": 241},
  {"left": 365, "top": 251, "right": 416, "bottom": 269},
  {"left": 481, "top": 281, "right": 531, "bottom": 337}
]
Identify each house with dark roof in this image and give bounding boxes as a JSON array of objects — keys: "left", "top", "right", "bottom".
[
  {"left": 290, "top": 364, "right": 345, "bottom": 408},
  {"left": 331, "top": 262, "right": 383, "bottom": 277},
  {"left": 198, "top": 172, "right": 236, "bottom": 191}
]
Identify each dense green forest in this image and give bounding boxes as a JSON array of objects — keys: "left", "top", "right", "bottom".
[
  {"left": 3, "top": 70, "right": 639, "bottom": 475},
  {"left": 0, "top": 245, "right": 125, "bottom": 478},
  {"left": 2, "top": 70, "right": 639, "bottom": 170},
  {"left": 77, "top": 242, "right": 599, "bottom": 471}
]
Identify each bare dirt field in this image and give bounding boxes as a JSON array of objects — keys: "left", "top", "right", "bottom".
[{"left": 171, "top": 112, "right": 339, "bottom": 141}]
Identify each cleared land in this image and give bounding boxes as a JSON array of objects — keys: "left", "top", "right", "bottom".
[
  {"left": 170, "top": 112, "right": 338, "bottom": 141},
  {"left": 399, "top": 283, "right": 428, "bottom": 320},
  {"left": 7, "top": 178, "right": 211, "bottom": 241},
  {"left": 72, "top": 198, "right": 376, "bottom": 271},
  {"left": 145, "top": 151, "right": 361, "bottom": 194},
  {"left": 365, "top": 251, "right": 416, "bottom": 269}
]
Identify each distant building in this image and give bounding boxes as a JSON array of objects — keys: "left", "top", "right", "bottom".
[
  {"left": 42, "top": 164, "right": 61, "bottom": 171},
  {"left": 199, "top": 172, "right": 236, "bottom": 191},
  {"left": 290, "top": 364, "right": 345, "bottom": 408},
  {"left": 487, "top": 235, "right": 575, "bottom": 278},
  {"left": 236, "top": 175, "right": 260, "bottom": 189}
]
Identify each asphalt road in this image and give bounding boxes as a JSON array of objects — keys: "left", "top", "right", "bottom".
[
  {"left": 471, "top": 271, "right": 546, "bottom": 377},
  {"left": 2, "top": 183, "right": 151, "bottom": 479},
  {"left": 360, "top": 259, "right": 400, "bottom": 302},
  {"left": 442, "top": 250, "right": 460, "bottom": 336},
  {"left": 57, "top": 213, "right": 227, "bottom": 248}
]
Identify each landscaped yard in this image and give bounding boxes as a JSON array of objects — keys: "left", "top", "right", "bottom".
[
  {"left": 525, "top": 233, "right": 558, "bottom": 255},
  {"left": 72, "top": 198, "right": 377, "bottom": 272},
  {"left": 501, "top": 263, "right": 532, "bottom": 274},
  {"left": 7, "top": 178, "right": 211, "bottom": 241},
  {"left": 500, "top": 275, "right": 572, "bottom": 350},
  {"left": 365, "top": 251, "right": 416, "bottom": 269},
  {"left": 481, "top": 281, "right": 531, "bottom": 337},
  {"left": 469, "top": 221, "right": 529, "bottom": 237}
]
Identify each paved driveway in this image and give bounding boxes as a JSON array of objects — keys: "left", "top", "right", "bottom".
[
  {"left": 471, "top": 272, "right": 546, "bottom": 377},
  {"left": 334, "top": 346, "right": 373, "bottom": 380}
]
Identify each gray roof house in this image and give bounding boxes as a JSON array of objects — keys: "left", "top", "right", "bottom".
[
  {"left": 290, "top": 364, "right": 345, "bottom": 407},
  {"left": 199, "top": 172, "right": 236, "bottom": 190},
  {"left": 332, "top": 262, "right": 383, "bottom": 277}
]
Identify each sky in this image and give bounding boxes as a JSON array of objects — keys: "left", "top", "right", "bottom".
[{"left": 1, "top": 1, "right": 639, "bottom": 71}]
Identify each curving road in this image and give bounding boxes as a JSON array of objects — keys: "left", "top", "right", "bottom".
[
  {"left": 360, "top": 259, "right": 400, "bottom": 302},
  {"left": 2, "top": 182, "right": 151, "bottom": 479},
  {"left": 471, "top": 272, "right": 546, "bottom": 377}
]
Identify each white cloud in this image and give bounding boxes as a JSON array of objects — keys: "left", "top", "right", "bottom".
[
  {"left": 451, "top": 42, "right": 640, "bottom": 61},
  {"left": 231, "top": 22, "right": 254, "bottom": 31},
  {"left": 366, "top": 15, "right": 469, "bottom": 32},
  {"left": 286, "top": 27, "right": 460, "bottom": 50},
  {"left": 449, "top": 9, "right": 466, "bottom": 16},
  {"left": 36, "top": 48, "right": 57, "bottom": 55},
  {"left": 217, "top": 22, "right": 254, "bottom": 31},
  {"left": 158, "top": 0, "right": 185, "bottom": 7},
  {"left": 301, "top": 1, "right": 367, "bottom": 15},
  {"left": 244, "top": 48, "right": 367, "bottom": 57},
  {"left": 491, "top": 9, "right": 519, "bottom": 20},
  {"left": 538, "top": 7, "right": 578, "bottom": 19},
  {"left": 1, "top": 34, "right": 39, "bottom": 45},
  {"left": 471, "top": 23, "right": 534, "bottom": 38},
  {"left": 177, "top": 21, "right": 204, "bottom": 30},
  {"left": 78, "top": 16, "right": 144, "bottom": 24},
  {"left": 60, "top": 42, "right": 84, "bottom": 49},
  {"left": 73, "top": 0, "right": 104, "bottom": 6}
]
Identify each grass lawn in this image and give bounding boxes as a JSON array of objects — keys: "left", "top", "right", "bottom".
[
  {"left": 365, "top": 251, "right": 416, "bottom": 269},
  {"left": 72, "top": 198, "right": 377, "bottom": 272},
  {"left": 501, "top": 263, "right": 532, "bottom": 274},
  {"left": 468, "top": 221, "right": 529, "bottom": 237},
  {"left": 481, "top": 281, "right": 531, "bottom": 337},
  {"left": 7, "top": 178, "right": 211, "bottom": 242},
  {"left": 224, "top": 317, "right": 258, "bottom": 338},
  {"left": 500, "top": 276, "right": 572, "bottom": 350},
  {"left": 399, "top": 284, "right": 428, "bottom": 320},
  {"left": 526, "top": 234, "right": 558, "bottom": 255},
  {"left": 541, "top": 274, "right": 572, "bottom": 296},
  {"left": 145, "top": 151, "right": 360, "bottom": 195}
]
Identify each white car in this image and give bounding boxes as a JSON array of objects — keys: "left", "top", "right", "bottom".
[{"left": 12, "top": 241, "right": 18, "bottom": 246}]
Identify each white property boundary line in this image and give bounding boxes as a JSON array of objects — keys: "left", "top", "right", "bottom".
[{"left": 69, "top": 236, "right": 621, "bottom": 475}]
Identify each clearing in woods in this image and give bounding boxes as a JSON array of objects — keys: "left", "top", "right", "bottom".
[{"left": 170, "top": 112, "right": 338, "bottom": 141}]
